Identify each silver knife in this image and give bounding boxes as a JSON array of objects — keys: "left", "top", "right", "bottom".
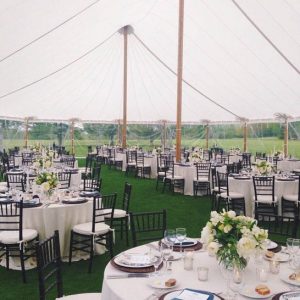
[{"left": 107, "top": 273, "right": 149, "bottom": 279}]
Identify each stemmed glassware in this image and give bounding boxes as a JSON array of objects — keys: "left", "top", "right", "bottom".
[
  {"left": 164, "top": 229, "right": 176, "bottom": 245},
  {"left": 287, "top": 238, "right": 300, "bottom": 269},
  {"left": 149, "top": 247, "right": 162, "bottom": 276},
  {"left": 176, "top": 228, "right": 186, "bottom": 256},
  {"left": 161, "top": 242, "right": 173, "bottom": 273}
]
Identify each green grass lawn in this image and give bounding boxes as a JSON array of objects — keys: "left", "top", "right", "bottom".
[{"left": 0, "top": 166, "right": 212, "bottom": 300}]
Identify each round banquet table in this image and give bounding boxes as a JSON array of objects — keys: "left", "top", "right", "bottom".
[
  {"left": 277, "top": 160, "right": 300, "bottom": 172},
  {"left": 101, "top": 242, "right": 293, "bottom": 300},
  {"left": 22, "top": 200, "right": 101, "bottom": 258},
  {"left": 228, "top": 177, "right": 298, "bottom": 217}
]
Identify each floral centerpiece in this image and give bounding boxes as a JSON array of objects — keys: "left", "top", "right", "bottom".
[
  {"left": 191, "top": 151, "right": 202, "bottom": 163},
  {"left": 201, "top": 210, "right": 268, "bottom": 270},
  {"left": 273, "top": 150, "right": 283, "bottom": 160},
  {"left": 254, "top": 160, "right": 273, "bottom": 176},
  {"left": 35, "top": 172, "right": 58, "bottom": 197},
  {"left": 33, "top": 148, "right": 54, "bottom": 169}
]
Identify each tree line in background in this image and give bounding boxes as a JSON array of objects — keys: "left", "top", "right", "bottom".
[{"left": 0, "top": 120, "right": 300, "bottom": 146}]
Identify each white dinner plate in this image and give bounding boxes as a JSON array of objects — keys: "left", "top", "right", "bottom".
[
  {"left": 169, "top": 252, "right": 181, "bottom": 261},
  {"left": 265, "top": 240, "right": 278, "bottom": 250},
  {"left": 280, "top": 271, "right": 300, "bottom": 286},
  {"left": 163, "top": 290, "right": 221, "bottom": 300},
  {"left": 239, "top": 285, "right": 273, "bottom": 299},
  {"left": 148, "top": 276, "right": 179, "bottom": 289},
  {"left": 264, "top": 252, "right": 290, "bottom": 262},
  {"left": 114, "top": 253, "right": 153, "bottom": 268}
]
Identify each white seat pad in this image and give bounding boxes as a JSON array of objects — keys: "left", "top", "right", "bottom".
[
  {"left": 220, "top": 192, "right": 244, "bottom": 199},
  {"left": 166, "top": 175, "right": 184, "bottom": 180},
  {"left": 57, "top": 293, "right": 101, "bottom": 300},
  {"left": 0, "top": 186, "right": 8, "bottom": 193},
  {"left": 73, "top": 222, "right": 110, "bottom": 235},
  {"left": 0, "top": 229, "right": 38, "bottom": 244},
  {"left": 158, "top": 172, "right": 166, "bottom": 176},
  {"left": 282, "top": 194, "right": 298, "bottom": 202},
  {"left": 253, "top": 195, "right": 278, "bottom": 203},
  {"left": 193, "top": 177, "right": 209, "bottom": 182},
  {"left": 113, "top": 209, "right": 127, "bottom": 218}
]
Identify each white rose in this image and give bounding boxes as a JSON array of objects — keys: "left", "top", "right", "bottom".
[
  {"left": 42, "top": 182, "right": 50, "bottom": 192},
  {"left": 227, "top": 211, "right": 236, "bottom": 218},
  {"left": 237, "top": 237, "right": 256, "bottom": 258},
  {"left": 223, "top": 224, "right": 232, "bottom": 233},
  {"left": 200, "top": 226, "right": 214, "bottom": 245},
  {"left": 207, "top": 241, "right": 219, "bottom": 255}
]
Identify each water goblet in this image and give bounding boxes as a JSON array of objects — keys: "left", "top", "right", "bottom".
[
  {"left": 161, "top": 242, "right": 173, "bottom": 273},
  {"left": 149, "top": 248, "right": 162, "bottom": 276},
  {"left": 164, "top": 229, "right": 176, "bottom": 245},
  {"left": 176, "top": 228, "right": 186, "bottom": 256}
]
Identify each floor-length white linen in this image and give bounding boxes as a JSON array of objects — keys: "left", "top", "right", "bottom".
[
  {"left": 23, "top": 201, "right": 97, "bottom": 257},
  {"left": 101, "top": 243, "right": 291, "bottom": 300},
  {"left": 228, "top": 178, "right": 298, "bottom": 216}
]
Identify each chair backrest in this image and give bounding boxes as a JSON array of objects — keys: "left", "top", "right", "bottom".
[
  {"left": 91, "top": 162, "right": 101, "bottom": 180},
  {"left": 195, "top": 162, "right": 211, "bottom": 181},
  {"left": 85, "top": 154, "right": 95, "bottom": 174},
  {"left": 36, "top": 230, "right": 63, "bottom": 300},
  {"left": 256, "top": 213, "right": 299, "bottom": 243},
  {"left": 130, "top": 209, "right": 167, "bottom": 247},
  {"left": 58, "top": 172, "right": 71, "bottom": 189},
  {"left": 216, "top": 171, "right": 228, "bottom": 194},
  {"left": 6, "top": 172, "right": 26, "bottom": 192},
  {"left": 122, "top": 182, "right": 132, "bottom": 212},
  {"left": 62, "top": 155, "right": 75, "bottom": 168},
  {"left": 83, "top": 177, "right": 102, "bottom": 192},
  {"left": 226, "top": 161, "right": 242, "bottom": 174},
  {"left": 242, "top": 153, "right": 252, "bottom": 168},
  {"left": 126, "top": 150, "right": 137, "bottom": 164},
  {"left": 252, "top": 176, "right": 275, "bottom": 201},
  {"left": 0, "top": 200, "right": 23, "bottom": 241},
  {"left": 92, "top": 193, "right": 116, "bottom": 232},
  {"left": 136, "top": 152, "right": 145, "bottom": 166}
]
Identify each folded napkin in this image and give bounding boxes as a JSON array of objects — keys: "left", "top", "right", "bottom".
[
  {"left": 282, "top": 292, "right": 300, "bottom": 300},
  {"left": 174, "top": 240, "right": 195, "bottom": 246},
  {"left": 172, "top": 289, "right": 214, "bottom": 300}
]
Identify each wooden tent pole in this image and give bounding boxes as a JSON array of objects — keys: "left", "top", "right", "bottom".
[
  {"left": 205, "top": 125, "right": 209, "bottom": 150},
  {"left": 122, "top": 26, "right": 128, "bottom": 149},
  {"left": 162, "top": 120, "right": 167, "bottom": 151},
  {"left": 284, "top": 119, "right": 288, "bottom": 158},
  {"left": 24, "top": 118, "right": 29, "bottom": 148},
  {"left": 71, "top": 121, "right": 75, "bottom": 155},
  {"left": 243, "top": 122, "right": 248, "bottom": 152},
  {"left": 176, "top": 0, "right": 185, "bottom": 162}
]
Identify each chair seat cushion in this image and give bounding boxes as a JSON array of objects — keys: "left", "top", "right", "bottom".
[
  {"left": 137, "top": 164, "right": 151, "bottom": 168},
  {"left": 57, "top": 293, "right": 101, "bottom": 300},
  {"left": 254, "top": 195, "right": 278, "bottom": 203},
  {"left": 0, "top": 229, "right": 38, "bottom": 244},
  {"left": 158, "top": 171, "right": 166, "bottom": 176},
  {"left": 282, "top": 194, "right": 299, "bottom": 202},
  {"left": 166, "top": 175, "right": 184, "bottom": 180},
  {"left": 193, "top": 177, "right": 209, "bottom": 182},
  {"left": 0, "top": 186, "right": 8, "bottom": 193},
  {"left": 220, "top": 192, "right": 244, "bottom": 199},
  {"left": 73, "top": 222, "right": 110, "bottom": 235},
  {"left": 113, "top": 209, "right": 127, "bottom": 218}
]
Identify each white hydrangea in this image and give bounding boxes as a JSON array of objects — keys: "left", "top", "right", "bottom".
[{"left": 42, "top": 181, "right": 50, "bottom": 192}]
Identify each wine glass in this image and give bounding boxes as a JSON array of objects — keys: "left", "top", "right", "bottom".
[
  {"left": 149, "top": 248, "right": 162, "bottom": 276},
  {"left": 164, "top": 229, "right": 176, "bottom": 245},
  {"left": 176, "top": 228, "right": 186, "bottom": 256},
  {"left": 161, "top": 242, "right": 173, "bottom": 273}
]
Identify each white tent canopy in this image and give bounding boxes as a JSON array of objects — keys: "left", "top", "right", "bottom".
[{"left": 0, "top": 0, "right": 299, "bottom": 123}]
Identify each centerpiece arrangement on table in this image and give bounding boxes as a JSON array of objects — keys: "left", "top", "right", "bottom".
[
  {"left": 191, "top": 150, "right": 203, "bottom": 163},
  {"left": 201, "top": 210, "right": 268, "bottom": 270},
  {"left": 254, "top": 160, "right": 273, "bottom": 176},
  {"left": 35, "top": 172, "right": 58, "bottom": 200}
]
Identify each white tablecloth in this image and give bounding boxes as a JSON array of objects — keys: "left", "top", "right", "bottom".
[
  {"left": 102, "top": 243, "right": 292, "bottom": 300},
  {"left": 229, "top": 177, "right": 298, "bottom": 216},
  {"left": 23, "top": 201, "right": 95, "bottom": 257},
  {"left": 277, "top": 160, "right": 300, "bottom": 172}
]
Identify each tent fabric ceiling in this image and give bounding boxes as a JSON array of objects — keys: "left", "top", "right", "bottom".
[{"left": 0, "top": 0, "right": 299, "bottom": 123}]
